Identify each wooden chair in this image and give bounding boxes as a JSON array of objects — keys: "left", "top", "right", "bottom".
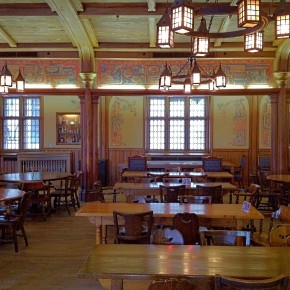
[
  {"left": 113, "top": 210, "right": 153, "bottom": 244},
  {"left": 233, "top": 154, "right": 246, "bottom": 188},
  {"left": 84, "top": 180, "right": 105, "bottom": 203},
  {"left": 181, "top": 195, "right": 212, "bottom": 204},
  {"left": 128, "top": 155, "right": 147, "bottom": 171},
  {"left": 214, "top": 274, "right": 289, "bottom": 290},
  {"left": 151, "top": 228, "right": 184, "bottom": 245},
  {"left": 200, "top": 229, "right": 251, "bottom": 246},
  {"left": 202, "top": 157, "right": 222, "bottom": 172},
  {"left": 147, "top": 172, "right": 169, "bottom": 182},
  {"left": 0, "top": 191, "right": 31, "bottom": 252},
  {"left": 148, "top": 278, "right": 195, "bottom": 290},
  {"left": 196, "top": 184, "right": 223, "bottom": 204},
  {"left": 233, "top": 183, "right": 261, "bottom": 205},
  {"left": 159, "top": 184, "right": 186, "bottom": 203},
  {"left": 258, "top": 155, "right": 271, "bottom": 170},
  {"left": 21, "top": 181, "right": 51, "bottom": 221},
  {"left": 269, "top": 224, "right": 290, "bottom": 247},
  {"left": 269, "top": 205, "right": 290, "bottom": 231},
  {"left": 173, "top": 213, "right": 200, "bottom": 245}
]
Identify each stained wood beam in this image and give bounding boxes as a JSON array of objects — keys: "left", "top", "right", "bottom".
[{"left": 0, "top": 26, "right": 17, "bottom": 48}]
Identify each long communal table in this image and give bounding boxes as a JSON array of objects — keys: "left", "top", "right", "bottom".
[
  {"left": 113, "top": 181, "right": 237, "bottom": 202},
  {"left": 78, "top": 244, "right": 290, "bottom": 290},
  {"left": 121, "top": 170, "right": 233, "bottom": 181},
  {"left": 118, "top": 160, "right": 237, "bottom": 174},
  {"left": 75, "top": 202, "right": 264, "bottom": 245}
]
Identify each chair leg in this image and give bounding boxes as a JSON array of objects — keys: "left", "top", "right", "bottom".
[
  {"left": 21, "top": 226, "right": 28, "bottom": 246},
  {"left": 12, "top": 227, "right": 18, "bottom": 253}
]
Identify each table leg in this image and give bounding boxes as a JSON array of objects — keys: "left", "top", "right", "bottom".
[
  {"left": 111, "top": 278, "right": 123, "bottom": 290},
  {"left": 95, "top": 225, "right": 102, "bottom": 245}
]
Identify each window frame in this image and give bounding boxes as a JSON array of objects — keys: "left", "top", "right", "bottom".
[
  {"left": 0, "top": 95, "right": 42, "bottom": 152},
  {"left": 145, "top": 96, "right": 210, "bottom": 153}
]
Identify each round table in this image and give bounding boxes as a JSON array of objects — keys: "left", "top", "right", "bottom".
[
  {"left": 0, "top": 187, "right": 24, "bottom": 202},
  {"left": 0, "top": 172, "right": 71, "bottom": 183}
]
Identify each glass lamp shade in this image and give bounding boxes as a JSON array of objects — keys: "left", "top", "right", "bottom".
[
  {"left": 183, "top": 77, "right": 192, "bottom": 93},
  {"left": 0, "top": 64, "right": 13, "bottom": 87},
  {"left": 191, "top": 61, "right": 201, "bottom": 85},
  {"left": 215, "top": 63, "right": 226, "bottom": 88},
  {"left": 0, "top": 85, "right": 9, "bottom": 94},
  {"left": 159, "top": 63, "right": 172, "bottom": 90},
  {"left": 193, "top": 37, "right": 209, "bottom": 57},
  {"left": 237, "top": 0, "right": 261, "bottom": 28},
  {"left": 171, "top": 0, "right": 194, "bottom": 34},
  {"left": 15, "top": 69, "right": 25, "bottom": 92},
  {"left": 244, "top": 31, "right": 263, "bottom": 52},
  {"left": 275, "top": 14, "right": 290, "bottom": 38},
  {"left": 157, "top": 9, "right": 174, "bottom": 48}
]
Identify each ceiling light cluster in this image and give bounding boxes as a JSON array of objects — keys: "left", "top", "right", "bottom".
[
  {"left": 157, "top": 0, "right": 290, "bottom": 92},
  {"left": 0, "top": 64, "right": 25, "bottom": 94}
]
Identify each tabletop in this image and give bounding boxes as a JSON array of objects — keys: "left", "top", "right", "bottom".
[
  {"left": 267, "top": 174, "right": 290, "bottom": 183},
  {"left": 78, "top": 245, "right": 290, "bottom": 290},
  {"left": 122, "top": 171, "right": 233, "bottom": 179},
  {"left": 0, "top": 172, "right": 72, "bottom": 183},
  {"left": 113, "top": 181, "right": 237, "bottom": 192},
  {"left": 76, "top": 202, "right": 264, "bottom": 220},
  {"left": 0, "top": 187, "right": 24, "bottom": 202}
]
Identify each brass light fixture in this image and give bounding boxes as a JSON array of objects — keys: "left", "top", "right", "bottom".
[
  {"left": 156, "top": 0, "right": 290, "bottom": 91},
  {"left": 158, "top": 40, "right": 227, "bottom": 93}
]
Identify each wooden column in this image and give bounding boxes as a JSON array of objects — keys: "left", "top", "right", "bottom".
[
  {"left": 272, "top": 72, "right": 290, "bottom": 174},
  {"left": 79, "top": 72, "right": 98, "bottom": 194}
]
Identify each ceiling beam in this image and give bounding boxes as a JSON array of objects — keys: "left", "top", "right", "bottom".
[{"left": 0, "top": 26, "right": 17, "bottom": 48}]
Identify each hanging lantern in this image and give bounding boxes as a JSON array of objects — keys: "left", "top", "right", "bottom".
[
  {"left": 171, "top": 0, "right": 194, "bottom": 34},
  {"left": 0, "top": 64, "right": 13, "bottom": 87},
  {"left": 244, "top": 31, "right": 263, "bottom": 52},
  {"left": 237, "top": 0, "right": 261, "bottom": 28},
  {"left": 215, "top": 63, "right": 226, "bottom": 88},
  {"left": 193, "top": 17, "right": 210, "bottom": 57},
  {"left": 274, "top": 0, "right": 290, "bottom": 39},
  {"left": 157, "top": 8, "right": 174, "bottom": 48},
  {"left": 159, "top": 63, "right": 172, "bottom": 90},
  {"left": 15, "top": 69, "right": 25, "bottom": 92},
  {"left": 191, "top": 60, "right": 201, "bottom": 85},
  {"left": 183, "top": 77, "right": 192, "bottom": 93}
]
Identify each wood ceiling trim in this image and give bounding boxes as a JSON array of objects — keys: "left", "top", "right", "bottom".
[
  {"left": 0, "top": 26, "right": 17, "bottom": 48},
  {"left": 0, "top": 3, "right": 54, "bottom": 16}
]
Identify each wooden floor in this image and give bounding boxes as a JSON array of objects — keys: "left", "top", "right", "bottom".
[
  {"left": 0, "top": 191, "right": 273, "bottom": 290},
  {"left": 0, "top": 210, "right": 106, "bottom": 290}
]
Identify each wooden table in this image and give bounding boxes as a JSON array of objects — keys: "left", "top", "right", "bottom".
[
  {"left": 0, "top": 172, "right": 71, "bottom": 183},
  {"left": 0, "top": 187, "right": 24, "bottom": 202},
  {"left": 118, "top": 160, "right": 237, "bottom": 174},
  {"left": 75, "top": 202, "right": 264, "bottom": 245},
  {"left": 267, "top": 174, "right": 290, "bottom": 183},
  {"left": 78, "top": 245, "right": 290, "bottom": 290},
  {"left": 122, "top": 171, "right": 233, "bottom": 181},
  {"left": 113, "top": 181, "right": 237, "bottom": 202}
]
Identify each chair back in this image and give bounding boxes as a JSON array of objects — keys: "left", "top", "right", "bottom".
[
  {"left": 173, "top": 213, "right": 200, "bottom": 245},
  {"left": 87, "top": 180, "right": 105, "bottom": 202},
  {"left": 20, "top": 181, "right": 50, "bottom": 201},
  {"left": 151, "top": 228, "right": 184, "bottom": 245},
  {"left": 200, "top": 230, "right": 251, "bottom": 246},
  {"left": 214, "top": 274, "right": 289, "bottom": 290},
  {"left": 148, "top": 278, "right": 196, "bottom": 290},
  {"left": 16, "top": 191, "right": 32, "bottom": 229},
  {"left": 196, "top": 185, "right": 223, "bottom": 204},
  {"left": 182, "top": 195, "right": 212, "bottom": 204},
  {"left": 128, "top": 155, "right": 147, "bottom": 171},
  {"left": 113, "top": 210, "right": 153, "bottom": 244},
  {"left": 269, "top": 224, "right": 290, "bottom": 247},
  {"left": 159, "top": 184, "right": 186, "bottom": 203},
  {"left": 257, "top": 169, "right": 270, "bottom": 191},
  {"left": 202, "top": 157, "right": 222, "bottom": 172},
  {"left": 258, "top": 155, "right": 270, "bottom": 170},
  {"left": 147, "top": 172, "right": 169, "bottom": 182}
]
